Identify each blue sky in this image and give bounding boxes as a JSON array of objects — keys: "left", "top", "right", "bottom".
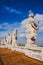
[{"left": 0, "top": 0, "right": 43, "bottom": 46}]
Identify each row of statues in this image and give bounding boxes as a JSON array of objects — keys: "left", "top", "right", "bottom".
[
  {"left": 0, "top": 12, "right": 38, "bottom": 48},
  {"left": 0, "top": 29, "right": 17, "bottom": 47},
  {"left": 1, "top": 13, "right": 43, "bottom": 62}
]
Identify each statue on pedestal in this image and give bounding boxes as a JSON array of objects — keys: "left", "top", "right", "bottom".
[{"left": 25, "top": 12, "right": 38, "bottom": 48}]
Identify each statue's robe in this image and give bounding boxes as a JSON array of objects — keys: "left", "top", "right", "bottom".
[
  {"left": 1, "top": 39, "right": 7, "bottom": 45},
  {"left": 25, "top": 17, "right": 38, "bottom": 45},
  {"left": 12, "top": 30, "right": 17, "bottom": 47},
  {"left": 6, "top": 34, "right": 12, "bottom": 45}
]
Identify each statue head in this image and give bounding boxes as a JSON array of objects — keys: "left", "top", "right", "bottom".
[{"left": 29, "top": 13, "right": 34, "bottom": 18}]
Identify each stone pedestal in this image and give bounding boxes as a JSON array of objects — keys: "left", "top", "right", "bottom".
[{"left": 25, "top": 46, "right": 43, "bottom": 61}]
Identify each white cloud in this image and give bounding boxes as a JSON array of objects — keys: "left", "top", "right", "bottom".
[
  {"left": 17, "top": 27, "right": 26, "bottom": 38},
  {"left": 4, "top": 6, "right": 23, "bottom": 14},
  {"left": 34, "top": 14, "right": 43, "bottom": 21},
  {"left": 36, "top": 36, "right": 43, "bottom": 46},
  {"left": 0, "top": 32, "right": 8, "bottom": 38},
  {"left": 0, "top": 22, "right": 20, "bottom": 31},
  {"left": 10, "top": 9, "right": 23, "bottom": 14},
  {"left": 0, "top": 21, "right": 26, "bottom": 40},
  {"left": 34, "top": 14, "right": 43, "bottom": 32},
  {"left": 0, "top": 22, "right": 20, "bottom": 40},
  {"left": 19, "top": 34, "right": 26, "bottom": 37},
  {"left": 21, "top": 18, "right": 28, "bottom": 28}
]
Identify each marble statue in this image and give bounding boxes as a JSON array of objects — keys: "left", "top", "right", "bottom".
[
  {"left": 25, "top": 13, "right": 38, "bottom": 48},
  {"left": 1, "top": 37, "right": 7, "bottom": 45},
  {"left": 6, "top": 34, "right": 12, "bottom": 45},
  {"left": 12, "top": 29, "right": 17, "bottom": 47}
]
